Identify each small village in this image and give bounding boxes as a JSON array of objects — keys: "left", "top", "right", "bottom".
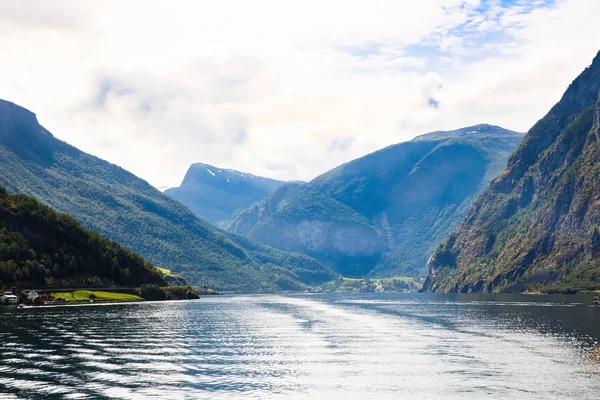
[{"left": 0, "top": 289, "right": 65, "bottom": 306}]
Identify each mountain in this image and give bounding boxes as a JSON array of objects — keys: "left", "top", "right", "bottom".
[
  {"left": 0, "top": 186, "right": 165, "bottom": 288},
  {"left": 226, "top": 125, "right": 523, "bottom": 277},
  {"left": 0, "top": 99, "right": 335, "bottom": 291},
  {"left": 227, "top": 183, "right": 385, "bottom": 277},
  {"left": 423, "top": 51, "right": 600, "bottom": 294},
  {"left": 165, "top": 163, "right": 288, "bottom": 227}
]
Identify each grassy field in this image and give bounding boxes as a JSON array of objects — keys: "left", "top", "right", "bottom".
[
  {"left": 156, "top": 267, "right": 188, "bottom": 284},
  {"left": 156, "top": 267, "right": 181, "bottom": 278},
  {"left": 51, "top": 290, "right": 142, "bottom": 302}
]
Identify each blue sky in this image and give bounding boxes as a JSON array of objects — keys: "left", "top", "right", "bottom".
[{"left": 0, "top": 0, "right": 598, "bottom": 188}]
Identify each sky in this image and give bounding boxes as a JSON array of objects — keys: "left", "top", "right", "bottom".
[{"left": 1, "top": 0, "right": 599, "bottom": 189}]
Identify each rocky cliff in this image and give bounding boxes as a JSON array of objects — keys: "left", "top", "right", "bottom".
[{"left": 423, "top": 51, "right": 600, "bottom": 293}]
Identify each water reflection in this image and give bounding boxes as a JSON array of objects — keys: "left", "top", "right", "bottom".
[{"left": 0, "top": 294, "right": 599, "bottom": 399}]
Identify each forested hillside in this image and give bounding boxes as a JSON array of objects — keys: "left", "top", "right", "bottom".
[
  {"left": 0, "top": 99, "right": 335, "bottom": 291},
  {"left": 0, "top": 186, "right": 165, "bottom": 288}
]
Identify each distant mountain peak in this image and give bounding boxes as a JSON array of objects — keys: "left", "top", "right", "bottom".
[
  {"left": 0, "top": 98, "right": 37, "bottom": 119},
  {"left": 412, "top": 124, "right": 522, "bottom": 143},
  {"left": 462, "top": 123, "right": 515, "bottom": 133},
  {"left": 461, "top": 123, "right": 502, "bottom": 131},
  {"left": 0, "top": 99, "right": 42, "bottom": 137},
  {"left": 227, "top": 123, "right": 522, "bottom": 277},
  {"left": 0, "top": 99, "right": 55, "bottom": 164},
  {"left": 182, "top": 163, "right": 274, "bottom": 186},
  {"left": 167, "top": 162, "right": 289, "bottom": 227}
]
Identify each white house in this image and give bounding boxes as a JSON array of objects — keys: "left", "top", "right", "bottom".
[{"left": 0, "top": 293, "right": 19, "bottom": 305}]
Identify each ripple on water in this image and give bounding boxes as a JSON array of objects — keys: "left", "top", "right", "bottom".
[{"left": 0, "top": 295, "right": 599, "bottom": 399}]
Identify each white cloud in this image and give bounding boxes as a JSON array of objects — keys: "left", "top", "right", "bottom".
[
  {"left": 416, "top": 72, "right": 444, "bottom": 108},
  {"left": 0, "top": 0, "right": 598, "bottom": 188}
]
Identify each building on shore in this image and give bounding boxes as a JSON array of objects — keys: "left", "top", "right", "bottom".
[{"left": 1, "top": 292, "right": 19, "bottom": 305}]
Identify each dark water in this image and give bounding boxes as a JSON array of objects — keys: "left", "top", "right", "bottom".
[{"left": 1, "top": 293, "right": 600, "bottom": 399}]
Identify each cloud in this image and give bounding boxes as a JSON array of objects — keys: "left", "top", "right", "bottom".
[
  {"left": 328, "top": 137, "right": 356, "bottom": 152},
  {"left": 0, "top": 0, "right": 598, "bottom": 188},
  {"left": 94, "top": 78, "right": 135, "bottom": 109},
  {"left": 416, "top": 72, "right": 444, "bottom": 108},
  {"left": 0, "top": 0, "right": 87, "bottom": 30}
]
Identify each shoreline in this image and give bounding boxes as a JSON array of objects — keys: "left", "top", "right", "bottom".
[
  {"left": 13, "top": 298, "right": 202, "bottom": 309},
  {"left": 1, "top": 286, "right": 212, "bottom": 307}
]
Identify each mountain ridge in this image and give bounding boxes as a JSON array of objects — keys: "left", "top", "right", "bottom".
[
  {"left": 227, "top": 124, "right": 523, "bottom": 277},
  {"left": 0, "top": 99, "right": 335, "bottom": 291}
]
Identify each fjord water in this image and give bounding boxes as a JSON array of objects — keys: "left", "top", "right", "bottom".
[{"left": 1, "top": 294, "right": 600, "bottom": 399}]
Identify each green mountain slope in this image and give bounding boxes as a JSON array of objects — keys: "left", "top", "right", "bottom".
[
  {"left": 0, "top": 186, "right": 165, "bottom": 288},
  {"left": 227, "top": 125, "right": 522, "bottom": 277},
  {"left": 165, "top": 163, "right": 288, "bottom": 227},
  {"left": 423, "top": 50, "right": 600, "bottom": 294},
  {"left": 0, "top": 99, "right": 335, "bottom": 291},
  {"left": 227, "top": 183, "right": 385, "bottom": 277}
]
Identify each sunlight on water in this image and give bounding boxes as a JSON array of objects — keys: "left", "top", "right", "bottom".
[{"left": 0, "top": 293, "right": 599, "bottom": 399}]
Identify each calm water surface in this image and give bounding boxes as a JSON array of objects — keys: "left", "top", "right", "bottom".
[{"left": 1, "top": 293, "right": 600, "bottom": 399}]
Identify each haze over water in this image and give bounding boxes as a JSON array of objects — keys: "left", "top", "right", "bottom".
[{"left": 1, "top": 293, "right": 599, "bottom": 399}]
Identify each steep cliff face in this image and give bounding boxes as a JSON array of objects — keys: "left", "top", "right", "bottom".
[
  {"left": 228, "top": 125, "right": 522, "bottom": 277},
  {"left": 227, "top": 184, "right": 385, "bottom": 276},
  {"left": 424, "top": 51, "right": 600, "bottom": 293}
]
